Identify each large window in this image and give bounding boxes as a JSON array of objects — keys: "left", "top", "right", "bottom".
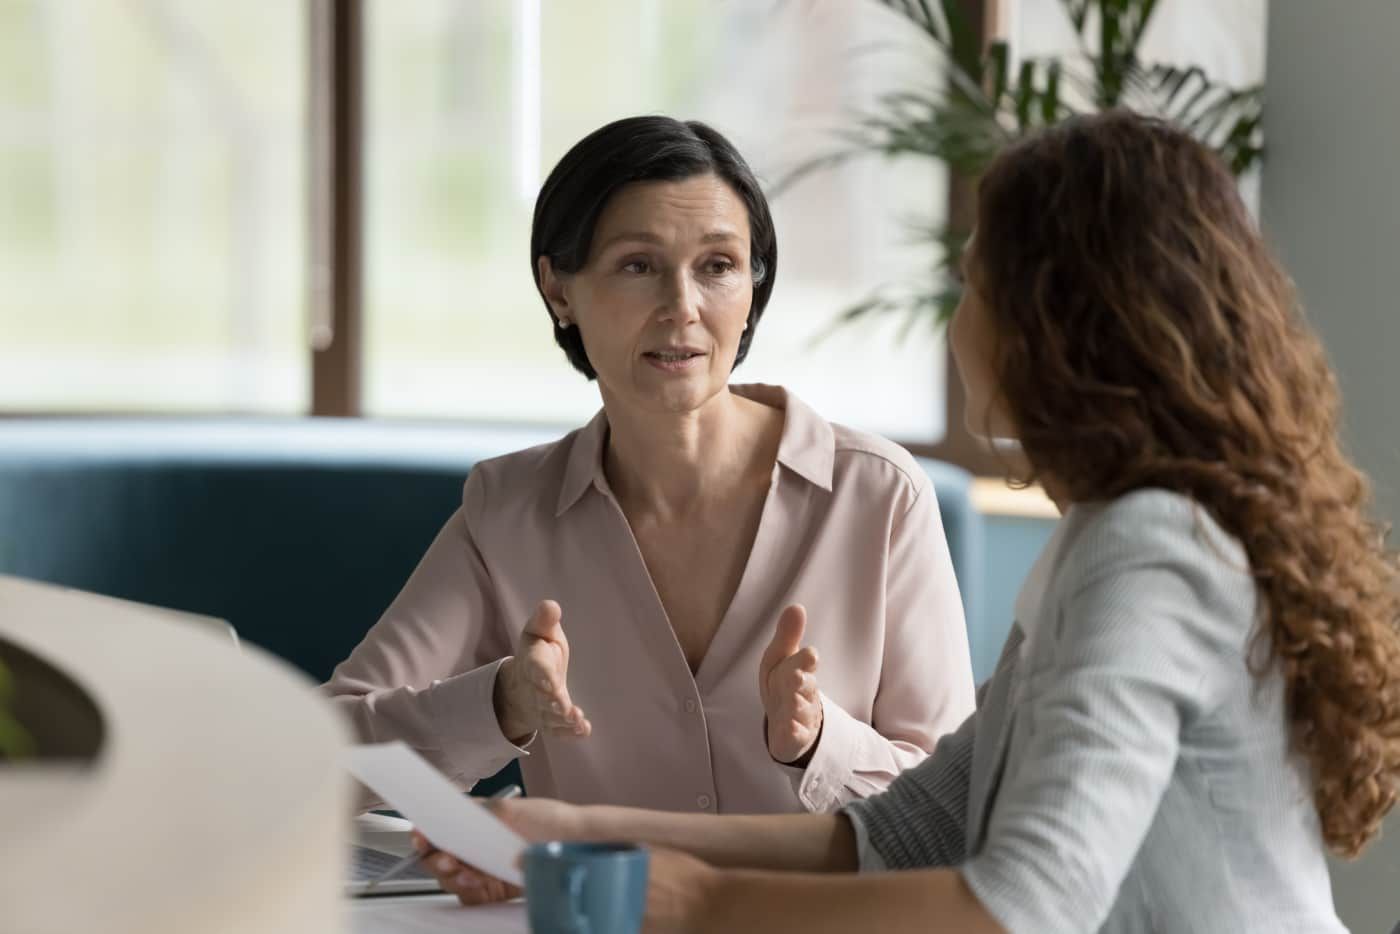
[
  {"left": 2, "top": 1, "right": 949, "bottom": 441},
  {"left": 0, "top": 1, "right": 308, "bottom": 413},
  {"left": 365, "top": 1, "right": 948, "bottom": 438}
]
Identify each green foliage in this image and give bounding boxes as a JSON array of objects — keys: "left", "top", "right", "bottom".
[
  {"left": 0, "top": 656, "right": 35, "bottom": 761},
  {"left": 783, "top": 0, "right": 1264, "bottom": 330}
]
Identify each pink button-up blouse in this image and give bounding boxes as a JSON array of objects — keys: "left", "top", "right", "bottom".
[{"left": 324, "top": 385, "right": 974, "bottom": 815}]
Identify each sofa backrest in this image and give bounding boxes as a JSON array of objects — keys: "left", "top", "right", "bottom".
[{"left": 0, "top": 420, "right": 980, "bottom": 682}]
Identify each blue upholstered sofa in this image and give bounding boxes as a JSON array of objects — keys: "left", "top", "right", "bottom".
[{"left": 0, "top": 418, "right": 982, "bottom": 791}]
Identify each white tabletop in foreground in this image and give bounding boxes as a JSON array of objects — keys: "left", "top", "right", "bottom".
[
  {"left": 349, "top": 895, "right": 528, "bottom": 934},
  {"left": 0, "top": 575, "right": 348, "bottom": 934}
]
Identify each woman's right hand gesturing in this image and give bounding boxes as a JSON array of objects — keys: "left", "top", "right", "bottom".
[{"left": 493, "top": 600, "right": 592, "bottom": 744}]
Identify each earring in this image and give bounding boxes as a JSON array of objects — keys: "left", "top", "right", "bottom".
[{"left": 556, "top": 318, "right": 571, "bottom": 330}]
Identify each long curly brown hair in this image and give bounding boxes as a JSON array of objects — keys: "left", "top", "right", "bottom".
[{"left": 971, "top": 110, "right": 1400, "bottom": 857}]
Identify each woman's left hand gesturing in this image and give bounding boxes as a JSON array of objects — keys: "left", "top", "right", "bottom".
[{"left": 759, "top": 604, "right": 824, "bottom": 765}]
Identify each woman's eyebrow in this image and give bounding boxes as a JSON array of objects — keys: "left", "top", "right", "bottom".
[{"left": 595, "top": 229, "right": 744, "bottom": 251}]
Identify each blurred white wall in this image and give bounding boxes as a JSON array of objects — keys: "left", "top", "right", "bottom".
[{"left": 1261, "top": 3, "right": 1400, "bottom": 931}]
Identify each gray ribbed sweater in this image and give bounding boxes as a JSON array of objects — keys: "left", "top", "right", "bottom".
[{"left": 844, "top": 490, "right": 1346, "bottom": 933}]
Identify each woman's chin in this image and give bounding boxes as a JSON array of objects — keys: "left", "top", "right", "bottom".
[
  {"left": 600, "top": 367, "right": 726, "bottom": 417},
  {"left": 647, "top": 378, "right": 724, "bottom": 415}
]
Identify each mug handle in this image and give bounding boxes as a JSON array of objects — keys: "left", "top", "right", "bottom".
[{"left": 564, "top": 864, "right": 590, "bottom": 934}]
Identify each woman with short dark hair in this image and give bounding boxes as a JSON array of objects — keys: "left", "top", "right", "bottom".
[
  {"left": 325, "top": 116, "right": 975, "bottom": 817},
  {"left": 533, "top": 118, "right": 777, "bottom": 380}
]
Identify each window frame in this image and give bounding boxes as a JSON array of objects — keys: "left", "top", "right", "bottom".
[{"left": 8, "top": 0, "right": 999, "bottom": 476}]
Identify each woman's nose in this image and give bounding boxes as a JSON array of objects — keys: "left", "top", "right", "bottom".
[{"left": 655, "top": 269, "right": 701, "bottom": 324}]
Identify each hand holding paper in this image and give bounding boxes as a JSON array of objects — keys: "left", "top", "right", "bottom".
[{"left": 344, "top": 742, "right": 527, "bottom": 887}]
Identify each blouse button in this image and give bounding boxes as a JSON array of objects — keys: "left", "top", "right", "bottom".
[
  {"left": 683, "top": 698, "right": 697, "bottom": 713},
  {"left": 696, "top": 794, "right": 712, "bottom": 810}
]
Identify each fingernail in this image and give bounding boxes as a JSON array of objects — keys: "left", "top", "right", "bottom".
[
  {"left": 538, "top": 677, "right": 550, "bottom": 689},
  {"left": 435, "top": 855, "right": 456, "bottom": 873},
  {"left": 552, "top": 701, "right": 562, "bottom": 713},
  {"left": 455, "top": 871, "right": 481, "bottom": 889}
]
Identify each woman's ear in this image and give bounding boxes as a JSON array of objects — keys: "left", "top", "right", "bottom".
[{"left": 538, "top": 256, "right": 572, "bottom": 327}]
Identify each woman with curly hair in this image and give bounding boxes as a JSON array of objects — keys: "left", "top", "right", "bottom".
[{"left": 422, "top": 110, "right": 1400, "bottom": 933}]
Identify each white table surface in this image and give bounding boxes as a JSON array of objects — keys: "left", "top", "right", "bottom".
[
  {"left": 348, "top": 895, "right": 527, "bottom": 933},
  {"left": 0, "top": 575, "right": 347, "bottom": 934}
]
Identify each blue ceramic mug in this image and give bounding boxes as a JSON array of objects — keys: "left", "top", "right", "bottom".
[{"left": 523, "top": 841, "right": 649, "bottom": 934}]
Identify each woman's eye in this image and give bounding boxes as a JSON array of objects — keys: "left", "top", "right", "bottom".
[
  {"left": 622, "top": 260, "right": 651, "bottom": 274},
  {"left": 706, "top": 259, "right": 737, "bottom": 275}
]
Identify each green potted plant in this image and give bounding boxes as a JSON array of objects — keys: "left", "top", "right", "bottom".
[
  {"left": 785, "top": 0, "right": 1264, "bottom": 330},
  {"left": 0, "top": 657, "right": 36, "bottom": 760},
  {"left": 0, "top": 640, "right": 102, "bottom": 763}
]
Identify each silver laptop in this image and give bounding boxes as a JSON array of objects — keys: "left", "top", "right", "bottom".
[
  {"left": 345, "top": 842, "right": 441, "bottom": 896},
  {"left": 345, "top": 812, "right": 442, "bottom": 896}
]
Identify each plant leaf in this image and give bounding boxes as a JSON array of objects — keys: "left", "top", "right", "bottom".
[
  {"left": 940, "top": 0, "right": 984, "bottom": 80},
  {"left": 987, "top": 40, "right": 1011, "bottom": 108},
  {"left": 1014, "top": 60, "right": 1038, "bottom": 130},
  {"left": 1042, "top": 61, "right": 1064, "bottom": 124},
  {"left": 0, "top": 658, "right": 34, "bottom": 760}
]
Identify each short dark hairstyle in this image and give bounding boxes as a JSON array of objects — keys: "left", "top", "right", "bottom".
[{"left": 530, "top": 116, "right": 778, "bottom": 380}]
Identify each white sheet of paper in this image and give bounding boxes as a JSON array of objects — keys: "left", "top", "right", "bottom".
[{"left": 345, "top": 742, "right": 526, "bottom": 886}]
